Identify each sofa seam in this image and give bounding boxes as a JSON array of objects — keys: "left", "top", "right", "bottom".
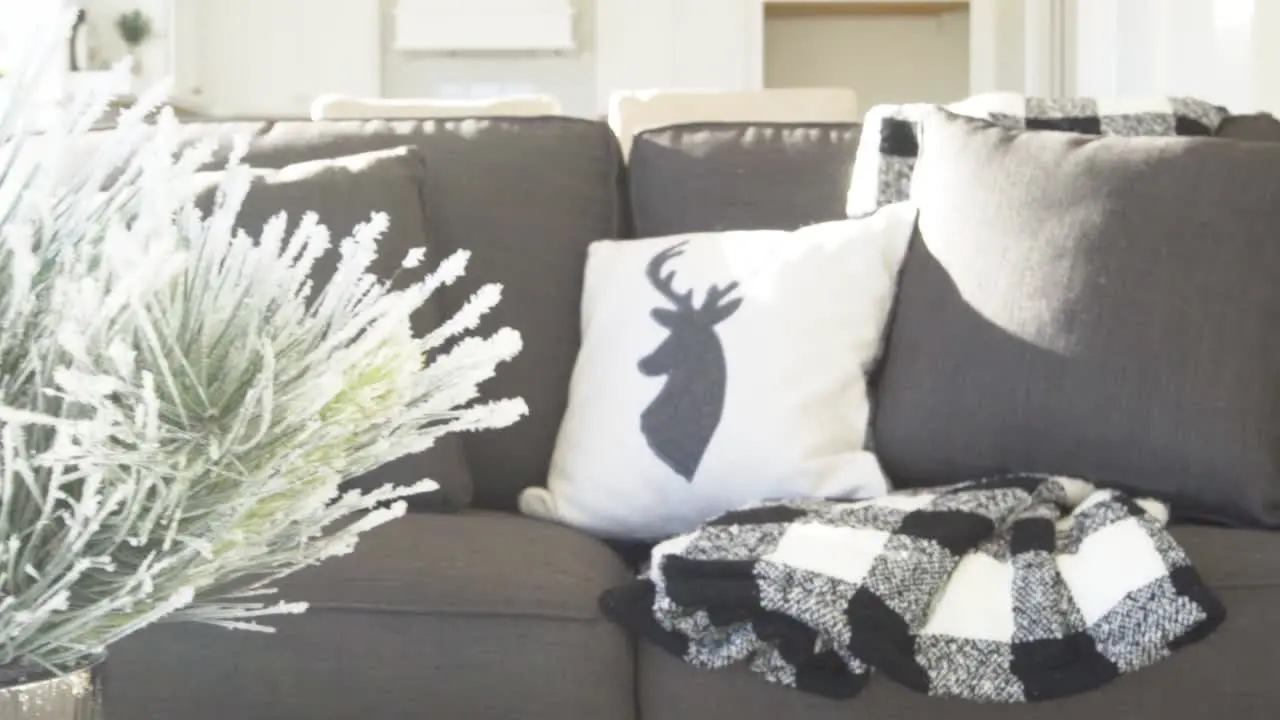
[
  {"left": 300, "top": 580, "right": 1280, "bottom": 621},
  {"left": 302, "top": 602, "right": 618, "bottom": 623},
  {"left": 1208, "top": 580, "right": 1280, "bottom": 591}
]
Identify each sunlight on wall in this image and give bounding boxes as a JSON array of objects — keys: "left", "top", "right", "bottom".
[
  {"left": 1214, "top": 0, "right": 1255, "bottom": 28},
  {"left": 1209, "top": 0, "right": 1255, "bottom": 110},
  {"left": 0, "top": 3, "right": 62, "bottom": 71}
]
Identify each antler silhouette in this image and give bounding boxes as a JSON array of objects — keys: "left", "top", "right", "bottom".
[
  {"left": 646, "top": 242, "right": 695, "bottom": 311},
  {"left": 700, "top": 282, "right": 740, "bottom": 312}
]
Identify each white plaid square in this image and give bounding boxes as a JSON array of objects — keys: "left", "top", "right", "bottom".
[
  {"left": 1057, "top": 517, "right": 1169, "bottom": 624},
  {"left": 920, "top": 553, "right": 1016, "bottom": 641},
  {"left": 765, "top": 524, "right": 889, "bottom": 586}
]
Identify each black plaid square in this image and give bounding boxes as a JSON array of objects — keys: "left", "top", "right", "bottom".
[{"left": 879, "top": 117, "right": 920, "bottom": 157}]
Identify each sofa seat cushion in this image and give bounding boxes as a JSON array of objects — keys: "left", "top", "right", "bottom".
[
  {"left": 279, "top": 510, "right": 634, "bottom": 617},
  {"left": 637, "top": 524, "right": 1279, "bottom": 720},
  {"left": 108, "top": 512, "right": 636, "bottom": 720}
]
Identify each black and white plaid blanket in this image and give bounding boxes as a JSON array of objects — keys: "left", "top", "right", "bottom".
[
  {"left": 601, "top": 475, "right": 1225, "bottom": 703},
  {"left": 846, "top": 93, "right": 1230, "bottom": 216}
]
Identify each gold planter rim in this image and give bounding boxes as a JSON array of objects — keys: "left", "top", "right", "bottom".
[{"left": 0, "top": 657, "right": 105, "bottom": 720}]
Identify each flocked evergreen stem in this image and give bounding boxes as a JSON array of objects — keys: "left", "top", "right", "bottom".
[{"left": 0, "top": 5, "right": 525, "bottom": 672}]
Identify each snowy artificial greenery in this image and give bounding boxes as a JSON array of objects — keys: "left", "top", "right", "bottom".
[{"left": 0, "top": 9, "right": 525, "bottom": 673}]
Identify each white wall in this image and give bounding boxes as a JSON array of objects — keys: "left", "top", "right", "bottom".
[
  {"left": 593, "top": 0, "right": 764, "bottom": 116},
  {"left": 381, "top": 0, "right": 598, "bottom": 116},
  {"left": 764, "top": 11, "right": 970, "bottom": 110},
  {"left": 79, "top": 0, "right": 601, "bottom": 116},
  {"left": 1252, "top": 0, "right": 1280, "bottom": 113},
  {"left": 73, "top": 0, "right": 1058, "bottom": 119}
]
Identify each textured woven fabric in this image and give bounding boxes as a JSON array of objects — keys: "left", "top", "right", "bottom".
[
  {"left": 846, "top": 93, "right": 1229, "bottom": 216},
  {"left": 601, "top": 475, "right": 1224, "bottom": 703}
]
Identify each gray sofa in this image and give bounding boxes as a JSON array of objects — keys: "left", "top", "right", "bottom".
[{"left": 106, "top": 113, "right": 1280, "bottom": 720}]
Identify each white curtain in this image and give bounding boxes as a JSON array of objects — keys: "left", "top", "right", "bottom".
[{"left": 1070, "top": 0, "right": 1258, "bottom": 111}]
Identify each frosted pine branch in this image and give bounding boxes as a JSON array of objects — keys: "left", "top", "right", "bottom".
[{"left": 0, "top": 6, "right": 526, "bottom": 671}]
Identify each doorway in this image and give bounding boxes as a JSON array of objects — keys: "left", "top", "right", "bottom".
[{"left": 762, "top": 2, "right": 971, "bottom": 111}]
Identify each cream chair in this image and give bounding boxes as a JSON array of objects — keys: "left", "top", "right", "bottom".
[
  {"left": 608, "top": 88, "right": 859, "bottom": 157},
  {"left": 310, "top": 93, "right": 563, "bottom": 120}
]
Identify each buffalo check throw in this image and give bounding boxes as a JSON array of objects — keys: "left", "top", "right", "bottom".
[
  {"left": 600, "top": 475, "right": 1225, "bottom": 703},
  {"left": 845, "top": 93, "right": 1230, "bottom": 216}
]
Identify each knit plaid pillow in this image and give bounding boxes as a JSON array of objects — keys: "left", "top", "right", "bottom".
[{"left": 846, "top": 93, "right": 1229, "bottom": 217}]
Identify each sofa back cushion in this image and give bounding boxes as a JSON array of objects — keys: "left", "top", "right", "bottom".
[
  {"left": 626, "top": 122, "right": 860, "bottom": 237},
  {"left": 872, "top": 108, "right": 1280, "bottom": 528},
  {"left": 1215, "top": 113, "right": 1280, "bottom": 141},
  {"left": 189, "top": 145, "right": 477, "bottom": 511},
  {"left": 163, "top": 117, "right": 626, "bottom": 510},
  {"left": 608, "top": 89, "right": 860, "bottom": 158}
]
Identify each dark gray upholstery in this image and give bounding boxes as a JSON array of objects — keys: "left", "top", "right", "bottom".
[
  {"left": 162, "top": 117, "right": 628, "bottom": 510},
  {"left": 638, "top": 525, "right": 1280, "bottom": 720},
  {"left": 94, "top": 112, "right": 1280, "bottom": 720},
  {"left": 626, "top": 122, "right": 860, "bottom": 237},
  {"left": 1215, "top": 112, "right": 1280, "bottom": 141},
  {"left": 107, "top": 512, "right": 636, "bottom": 720},
  {"left": 873, "top": 109, "right": 1280, "bottom": 527}
]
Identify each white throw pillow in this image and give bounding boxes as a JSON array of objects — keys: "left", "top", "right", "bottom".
[{"left": 519, "top": 203, "right": 918, "bottom": 540}]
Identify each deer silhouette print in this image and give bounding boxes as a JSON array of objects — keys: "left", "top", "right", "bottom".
[{"left": 638, "top": 241, "right": 743, "bottom": 481}]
